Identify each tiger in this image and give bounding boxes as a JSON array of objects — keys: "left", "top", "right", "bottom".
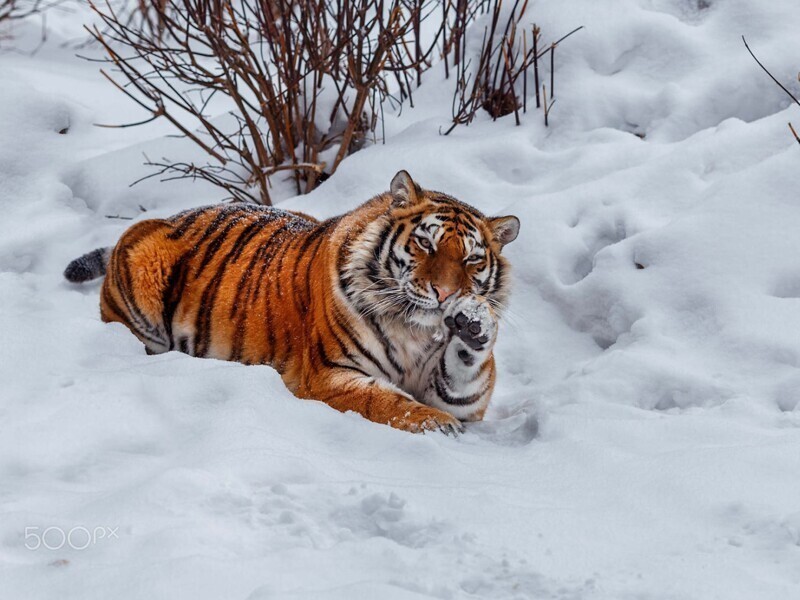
[{"left": 64, "top": 171, "right": 519, "bottom": 434}]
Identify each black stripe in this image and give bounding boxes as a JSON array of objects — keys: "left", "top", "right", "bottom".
[
  {"left": 268, "top": 230, "right": 304, "bottom": 367},
  {"left": 301, "top": 236, "right": 326, "bottom": 313},
  {"left": 320, "top": 301, "right": 358, "bottom": 363},
  {"left": 193, "top": 218, "right": 264, "bottom": 357},
  {"left": 247, "top": 224, "right": 293, "bottom": 308},
  {"left": 428, "top": 192, "right": 485, "bottom": 218},
  {"left": 481, "top": 252, "right": 496, "bottom": 296},
  {"left": 229, "top": 215, "right": 276, "bottom": 262},
  {"left": 456, "top": 215, "right": 480, "bottom": 234},
  {"left": 230, "top": 222, "right": 293, "bottom": 362},
  {"left": 382, "top": 223, "right": 406, "bottom": 273},
  {"left": 364, "top": 315, "right": 404, "bottom": 375},
  {"left": 167, "top": 207, "right": 208, "bottom": 240},
  {"left": 197, "top": 211, "right": 248, "bottom": 272},
  {"left": 117, "top": 245, "right": 165, "bottom": 344},
  {"left": 362, "top": 221, "right": 393, "bottom": 290},
  {"left": 224, "top": 216, "right": 275, "bottom": 299},
  {"left": 315, "top": 339, "right": 371, "bottom": 378},
  {"left": 324, "top": 311, "right": 361, "bottom": 367},
  {"left": 196, "top": 206, "right": 240, "bottom": 246},
  {"left": 491, "top": 256, "right": 504, "bottom": 295},
  {"left": 336, "top": 229, "right": 355, "bottom": 274},
  {"left": 161, "top": 253, "right": 189, "bottom": 350},
  {"left": 294, "top": 225, "right": 331, "bottom": 314},
  {"left": 274, "top": 230, "right": 300, "bottom": 302},
  {"left": 438, "top": 348, "right": 452, "bottom": 385},
  {"left": 230, "top": 222, "right": 285, "bottom": 317},
  {"left": 102, "top": 285, "right": 140, "bottom": 340},
  {"left": 274, "top": 230, "right": 311, "bottom": 373},
  {"left": 331, "top": 305, "right": 394, "bottom": 380},
  {"left": 433, "top": 377, "right": 485, "bottom": 406}
]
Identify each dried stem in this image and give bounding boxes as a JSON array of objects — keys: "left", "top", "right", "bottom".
[
  {"left": 742, "top": 36, "right": 800, "bottom": 108},
  {"left": 743, "top": 36, "right": 800, "bottom": 148},
  {"left": 789, "top": 122, "right": 800, "bottom": 146},
  {"left": 446, "top": 1, "right": 580, "bottom": 134}
]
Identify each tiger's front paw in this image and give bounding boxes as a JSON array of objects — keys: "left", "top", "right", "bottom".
[
  {"left": 390, "top": 404, "right": 464, "bottom": 436},
  {"left": 444, "top": 295, "right": 498, "bottom": 352}
]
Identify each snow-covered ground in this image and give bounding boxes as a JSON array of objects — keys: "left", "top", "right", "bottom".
[{"left": 2, "top": 1, "right": 800, "bottom": 598}]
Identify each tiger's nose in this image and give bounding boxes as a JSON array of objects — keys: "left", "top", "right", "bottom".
[{"left": 432, "top": 285, "right": 458, "bottom": 304}]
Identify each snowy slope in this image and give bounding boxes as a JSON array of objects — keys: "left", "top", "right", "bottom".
[{"left": 2, "top": 1, "right": 800, "bottom": 599}]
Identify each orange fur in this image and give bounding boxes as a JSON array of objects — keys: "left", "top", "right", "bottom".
[{"left": 94, "top": 173, "right": 518, "bottom": 433}]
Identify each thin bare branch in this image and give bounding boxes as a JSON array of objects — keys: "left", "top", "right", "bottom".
[{"left": 742, "top": 36, "right": 800, "bottom": 108}]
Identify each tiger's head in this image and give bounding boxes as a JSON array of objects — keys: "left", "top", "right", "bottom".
[{"left": 343, "top": 171, "right": 520, "bottom": 328}]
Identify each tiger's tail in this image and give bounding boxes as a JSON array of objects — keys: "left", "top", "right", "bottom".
[{"left": 64, "top": 247, "right": 112, "bottom": 283}]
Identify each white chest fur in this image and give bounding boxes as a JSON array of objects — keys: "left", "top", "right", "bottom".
[{"left": 360, "top": 317, "right": 446, "bottom": 399}]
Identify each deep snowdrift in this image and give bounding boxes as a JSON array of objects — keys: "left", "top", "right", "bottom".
[{"left": 2, "top": 1, "right": 800, "bottom": 599}]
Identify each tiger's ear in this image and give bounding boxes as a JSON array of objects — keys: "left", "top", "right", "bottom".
[
  {"left": 390, "top": 170, "right": 422, "bottom": 207},
  {"left": 488, "top": 216, "right": 520, "bottom": 248}
]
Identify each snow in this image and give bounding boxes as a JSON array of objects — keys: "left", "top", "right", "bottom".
[{"left": 2, "top": 1, "right": 800, "bottom": 598}]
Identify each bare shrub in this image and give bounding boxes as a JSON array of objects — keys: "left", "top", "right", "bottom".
[
  {"left": 446, "top": 0, "right": 582, "bottom": 134},
  {"left": 87, "top": 0, "right": 579, "bottom": 203},
  {"left": 87, "top": 0, "right": 446, "bottom": 204}
]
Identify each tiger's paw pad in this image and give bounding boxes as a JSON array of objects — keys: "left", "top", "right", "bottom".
[{"left": 444, "top": 296, "right": 497, "bottom": 351}]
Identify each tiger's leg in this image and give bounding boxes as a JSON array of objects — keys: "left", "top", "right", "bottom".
[
  {"left": 423, "top": 295, "right": 498, "bottom": 422},
  {"left": 100, "top": 219, "right": 183, "bottom": 355},
  {"left": 301, "top": 368, "right": 464, "bottom": 434}
]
